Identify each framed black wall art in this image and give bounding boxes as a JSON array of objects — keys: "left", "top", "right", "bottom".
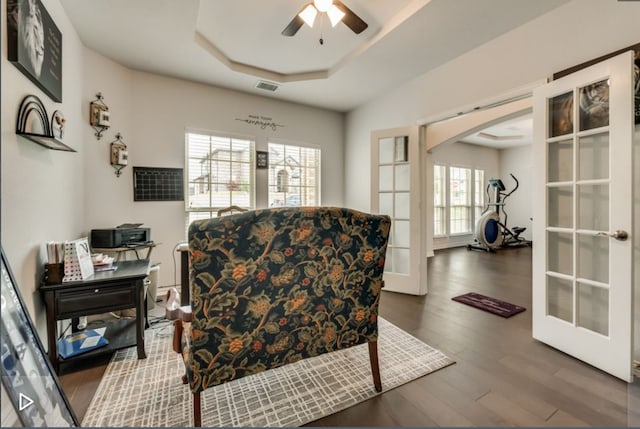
[
  {"left": 7, "top": 0, "right": 63, "bottom": 102},
  {"left": 256, "top": 151, "right": 269, "bottom": 169},
  {"left": 1, "top": 247, "right": 78, "bottom": 427}
]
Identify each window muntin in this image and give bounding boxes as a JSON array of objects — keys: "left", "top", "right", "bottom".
[
  {"left": 434, "top": 165, "right": 485, "bottom": 238},
  {"left": 186, "top": 132, "right": 255, "bottom": 227},
  {"left": 474, "top": 169, "right": 485, "bottom": 221},
  {"left": 268, "top": 143, "right": 320, "bottom": 207},
  {"left": 449, "top": 166, "right": 471, "bottom": 234},
  {"left": 433, "top": 164, "right": 447, "bottom": 237}
]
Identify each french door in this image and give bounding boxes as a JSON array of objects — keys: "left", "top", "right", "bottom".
[
  {"left": 532, "top": 51, "right": 635, "bottom": 381},
  {"left": 371, "top": 126, "right": 426, "bottom": 295}
]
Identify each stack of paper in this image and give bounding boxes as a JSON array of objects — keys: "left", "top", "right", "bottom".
[{"left": 91, "top": 253, "right": 116, "bottom": 272}]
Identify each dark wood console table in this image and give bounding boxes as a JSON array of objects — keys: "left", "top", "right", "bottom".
[{"left": 40, "top": 259, "right": 150, "bottom": 374}]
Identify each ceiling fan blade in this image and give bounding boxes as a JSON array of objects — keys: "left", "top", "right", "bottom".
[
  {"left": 282, "top": 15, "right": 304, "bottom": 36},
  {"left": 334, "top": 0, "right": 368, "bottom": 34},
  {"left": 281, "top": 4, "right": 309, "bottom": 36}
]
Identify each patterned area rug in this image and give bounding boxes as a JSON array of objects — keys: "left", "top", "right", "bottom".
[
  {"left": 82, "top": 318, "right": 454, "bottom": 427},
  {"left": 452, "top": 292, "right": 526, "bottom": 318}
]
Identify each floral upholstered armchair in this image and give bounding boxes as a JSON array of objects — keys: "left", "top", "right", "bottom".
[{"left": 175, "top": 206, "right": 391, "bottom": 426}]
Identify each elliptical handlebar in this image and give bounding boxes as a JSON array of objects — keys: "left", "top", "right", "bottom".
[{"left": 502, "top": 173, "right": 519, "bottom": 199}]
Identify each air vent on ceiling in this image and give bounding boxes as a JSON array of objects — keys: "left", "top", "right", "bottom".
[{"left": 255, "top": 80, "right": 280, "bottom": 92}]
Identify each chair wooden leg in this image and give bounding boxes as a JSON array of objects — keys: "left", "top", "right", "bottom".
[
  {"left": 173, "top": 320, "right": 183, "bottom": 353},
  {"left": 368, "top": 340, "right": 382, "bottom": 392},
  {"left": 193, "top": 392, "right": 202, "bottom": 427}
]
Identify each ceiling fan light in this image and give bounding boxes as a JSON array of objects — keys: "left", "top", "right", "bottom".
[
  {"left": 299, "top": 4, "right": 318, "bottom": 28},
  {"left": 326, "top": 5, "right": 345, "bottom": 27},
  {"left": 313, "top": 0, "right": 333, "bottom": 13}
]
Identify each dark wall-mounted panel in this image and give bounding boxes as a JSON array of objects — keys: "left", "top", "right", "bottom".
[{"left": 133, "top": 167, "right": 184, "bottom": 202}]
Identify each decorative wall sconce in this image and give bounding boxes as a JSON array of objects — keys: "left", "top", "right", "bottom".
[
  {"left": 90, "top": 92, "right": 110, "bottom": 140},
  {"left": 109, "top": 133, "right": 128, "bottom": 177},
  {"left": 15, "top": 94, "right": 75, "bottom": 151}
]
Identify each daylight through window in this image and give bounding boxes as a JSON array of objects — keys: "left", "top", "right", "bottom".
[
  {"left": 185, "top": 132, "right": 255, "bottom": 227},
  {"left": 434, "top": 164, "right": 485, "bottom": 237},
  {"left": 268, "top": 142, "right": 320, "bottom": 207}
]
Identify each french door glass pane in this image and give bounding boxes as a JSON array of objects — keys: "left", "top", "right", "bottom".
[
  {"left": 379, "top": 193, "right": 393, "bottom": 217},
  {"left": 547, "top": 276, "right": 573, "bottom": 322},
  {"left": 578, "top": 132, "right": 609, "bottom": 181},
  {"left": 549, "top": 92, "right": 573, "bottom": 138},
  {"left": 577, "top": 282, "right": 609, "bottom": 336},
  {"left": 395, "top": 164, "right": 410, "bottom": 191},
  {"left": 384, "top": 248, "right": 393, "bottom": 273},
  {"left": 392, "top": 248, "right": 410, "bottom": 275},
  {"left": 379, "top": 166, "right": 393, "bottom": 191},
  {"left": 547, "top": 231, "right": 573, "bottom": 276},
  {"left": 548, "top": 139, "right": 573, "bottom": 182},
  {"left": 394, "top": 220, "right": 410, "bottom": 247},
  {"left": 379, "top": 137, "right": 394, "bottom": 164},
  {"left": 548, "top": 186, "right": 573, "bottom": 228},
  {"left": 395, "top": 193, "right": 410, "bottom": 219},
  {"left": 577, "top": 234, "right": 609, "bottom": 284},
  {"left": 578, "top": 80, "right": 609, "bottom": 132},
  {"left": 578, "top": 184, "right": 609, "bottom": 231}
]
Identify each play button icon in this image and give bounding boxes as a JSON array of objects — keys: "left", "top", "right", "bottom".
[{"left": 19, "top": 393, "right": 34, "bottom": 411}]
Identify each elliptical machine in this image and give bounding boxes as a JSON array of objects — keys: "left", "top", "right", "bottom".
[{"left": 467, "top": 173, "right": 532, "bottom": 252}]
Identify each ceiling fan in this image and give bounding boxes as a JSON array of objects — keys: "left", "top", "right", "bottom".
[{"left": 282, "top": 0, "right": 368, "bottom": 37}]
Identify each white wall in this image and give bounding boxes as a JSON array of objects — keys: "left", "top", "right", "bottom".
[
  {"left": 1, "top": 0, "right": 85, "bottom": 339},
  {"left": 82, "top": 52, "right": 345, "bottom": 289},
  {"left": 499, "top": 145, "right": 533, "bottom": 240},
  {"left": 430, "top": 141, "right": 499, "bottom": 249},
  {"left": 345, "top": 0, "right": 640, "bottom": 212}
]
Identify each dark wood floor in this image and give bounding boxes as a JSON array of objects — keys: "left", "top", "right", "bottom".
[{"left": 60, "top": 247, "right": 639, "bottom": 427}]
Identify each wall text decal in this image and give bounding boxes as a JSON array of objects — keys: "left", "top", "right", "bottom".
[{"left": 235, "top": 115, "right": 284, "bottom": 131}]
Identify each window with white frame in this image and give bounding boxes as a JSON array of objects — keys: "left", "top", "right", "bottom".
[
  {"left": 185, "top": 131, "right": 255, "bottom": 228},
  {"left": 434, "top": 164, "right": 485, "bottom": 237},
  {"left": 433, "top": 165, "right": 447, "bottom": 236},
  {"left": 449, "top": 166, "right": 472, "bottom": 234},
  {"left": 268, "top": 142, "right": 320, "bottom": 207},
  {"left": 474, "top": 169, "right": 485, "bottom": 221}
]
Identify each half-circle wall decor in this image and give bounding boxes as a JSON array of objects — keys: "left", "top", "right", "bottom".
[{"left": 15, "top": 95, "right": 75, "bottom": 152}]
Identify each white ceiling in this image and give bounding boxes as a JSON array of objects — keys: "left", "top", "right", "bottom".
[
  {"left": 60, "top": 0, "right": 568, "bottom": 113},
  {"left": 460, "top": 114, "right": 533, "bottom": 148}
]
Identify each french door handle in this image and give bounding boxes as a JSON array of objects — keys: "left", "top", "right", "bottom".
[{"left": 595, "top": 230, "right": 629, "bottom": 241}]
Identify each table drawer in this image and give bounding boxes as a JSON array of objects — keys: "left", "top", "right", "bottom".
[{"left": 57, "top": 283, "right": 136, "bottom": 317}]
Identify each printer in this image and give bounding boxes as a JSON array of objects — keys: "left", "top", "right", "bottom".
[{"left": 90, "top": 225, "right": 151, "bottom": 248}]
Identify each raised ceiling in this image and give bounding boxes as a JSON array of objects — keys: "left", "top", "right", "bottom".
[
  {"left": 460, "top": 114, "right": 533, "bottom": 149},
  {"left": 60, "top": 0, "right": 568, "bottom": 112}
]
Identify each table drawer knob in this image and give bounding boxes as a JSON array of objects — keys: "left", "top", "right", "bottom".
[{"left": 94, "top": 289, "right": 99, "bottom": 293}]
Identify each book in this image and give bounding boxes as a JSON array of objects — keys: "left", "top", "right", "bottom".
[{"left": 57, "top": 329, "right": 109, "bottom": 359}]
